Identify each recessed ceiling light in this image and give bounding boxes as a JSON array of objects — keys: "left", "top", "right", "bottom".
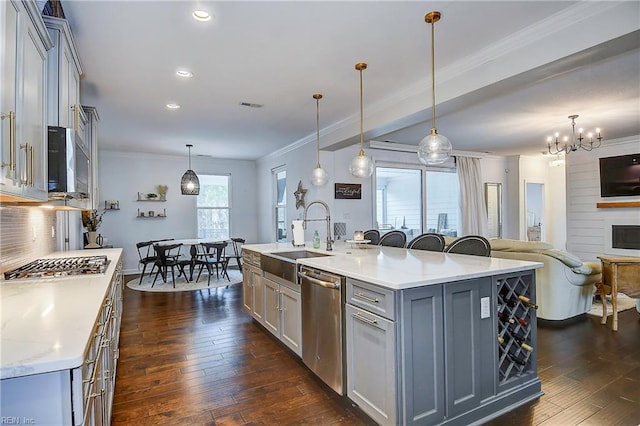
[
  {"left": 176, "top": 70, "right": 193, "bottom": 78},
  {"left": 192, "top": 10, "right": 212, "bottom": 22},
  {"left": 166, "top": 103, "right": 181, "bottom": 109}
]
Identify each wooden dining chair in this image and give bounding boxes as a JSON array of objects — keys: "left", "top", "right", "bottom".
[
  {"left": 223, "top": 238, "right": 245, "bottom": 272},
  {"left": 152, "top": 243, "right": 188, "bottom": 288},
  {"left": 196, "top": 242, "right": 230, "bottom": 286}
]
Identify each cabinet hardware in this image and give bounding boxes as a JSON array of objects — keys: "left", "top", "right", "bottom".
[
  {"left": 354, "top": 292, "right": 379, "bottom": 303},
  {"left": 352, "top": 312, "right": 378, "bottom": 325},
  {"left": 27, "top": 144, "right": 33, "bottom": 186},
  {"left": 19, "top": 144, "right": 28, "bottom": 185},
  {"left": 1, "top": 111, "right": 16, "bottom": 174}
]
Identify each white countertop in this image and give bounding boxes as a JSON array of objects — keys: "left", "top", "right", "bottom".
[
  {"left": 0, "top": 248, "right": 122, "bottom": 380},
  {"left": 244, "top": 241, "right": 542, "bottom": 290}
]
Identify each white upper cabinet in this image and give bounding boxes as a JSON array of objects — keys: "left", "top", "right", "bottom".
[
  {"left": 1, "top": 0, "right": 53, "bottom": 201},
  {"left": 43, "top": 16, "right": 83, "bottom": 141}
]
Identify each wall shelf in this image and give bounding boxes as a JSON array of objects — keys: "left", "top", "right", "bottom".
[
  {"left": 596, "top": 201, "right": 640, "bottom": 209},
  {"left": 137, "top": 207, "right": 166, "bottom": 218}
]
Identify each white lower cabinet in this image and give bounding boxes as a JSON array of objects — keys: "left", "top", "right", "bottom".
[
  {"left": 0, "top": 258, "right": 123, "bottom": 425},
  {"left": 262, "top": 274, "right": 302, "bottom": 357},
  {"left": 345, "top": 303, "right": 397, "bottom": 426},
  {"left": 242, "top": 262, "right": 264, "bottom": 324}
]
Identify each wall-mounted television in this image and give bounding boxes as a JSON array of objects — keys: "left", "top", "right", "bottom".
[{"left": 599, "top": 153, "right": 640, "bottom": 197}]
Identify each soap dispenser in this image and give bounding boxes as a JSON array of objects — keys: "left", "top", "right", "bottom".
[{"left": 313, "top": 230, "right": 320, "bottom": 249}]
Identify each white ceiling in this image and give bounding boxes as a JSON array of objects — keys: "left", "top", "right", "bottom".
[{"left": 62, "top": 1, "right": 640, "bottom": 161}]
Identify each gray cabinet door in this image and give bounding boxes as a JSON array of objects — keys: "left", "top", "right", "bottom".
[
  {"left": 401, "top": 284, "right": 445, "bottom": 425},
  {"left": 443, "top": 277, "right": 494, "bottom": 418},
  {"left": 241, "top": 264, "right": 254, "bottom": 314},
  {"left": 279, "top": 285, "right": 301, "bottom": 356},
  {"left": 345, "top": 304, "right": 396, "bottom": 426},
  {"left": 251, "top": 272, "right": 265, "bottom": 324}
]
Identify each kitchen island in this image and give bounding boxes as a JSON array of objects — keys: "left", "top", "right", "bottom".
[
  {"left": 242, "top": 241, "right": 543, "bottom": 426},
  {"left": 0, "top": 248, "right": 123, "bottom": 426}
]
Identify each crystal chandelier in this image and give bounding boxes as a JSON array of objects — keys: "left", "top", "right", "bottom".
[
  {"left": 417, "top": 11, "right": 452, "bottom": 166},
  {"left": 547, "top": 115, "right": 602, "bottom": 155},
  {"left": 349, "top": 62, "right": 374, "bottom": 178},
  {"left": 310, "top": 93, "right": 329, "bottom": 186}
]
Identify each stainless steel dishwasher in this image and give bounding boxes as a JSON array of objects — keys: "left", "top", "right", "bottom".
[{"left": 298, "top": 265, "right": 346, "bottom": 395}]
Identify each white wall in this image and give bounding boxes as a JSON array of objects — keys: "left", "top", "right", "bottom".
[
  {"left": 566, "top": 136, "right": 640, "bottom": 261},
  {"left": 99, "top": 151, "right": 258, "bottom": 274}
]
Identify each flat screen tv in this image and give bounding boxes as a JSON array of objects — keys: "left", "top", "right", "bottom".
[{"left": 599, "top": 153, "right": 640, "bottom": 197}]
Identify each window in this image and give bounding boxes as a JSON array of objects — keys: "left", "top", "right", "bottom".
[
  {"left": 274, "top": 167, "right": 287, "bottom": 242},
  {"left": 375, "top": 164, "right": 459, "bottom": 240},
  {"left": 196, "top": 174, "right": 230, "bottom": 240}
]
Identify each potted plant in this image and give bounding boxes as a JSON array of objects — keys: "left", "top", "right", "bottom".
[{"left": 81, "top": 209, "right": 105, "bottom": 248}]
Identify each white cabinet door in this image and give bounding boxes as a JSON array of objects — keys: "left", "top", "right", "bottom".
[
  {"left": 251, "top": 273, "right": 265, "bottom": 324},
  {"left": 1, "top": 0, "right": 49, "bottom": 201},
  {"left": 262, "top": 277, "right": 280, "bottom": 336},
  {"left": 279, "top": 285, "right": 301, "bottom": 356},
  {"left": 1, "top": 0, "right": 20, "bottom": 193},
  {"left": 19, "top": 14, "right": 48, "bottom": 199},
  {"left": 242, "top": 264, "right": 255, "bottom": 314},
  {"left": 346, "top": 303, "right": 397, "bottom": 426}
]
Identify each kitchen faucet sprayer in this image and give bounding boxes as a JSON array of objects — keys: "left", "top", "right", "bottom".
[{"left": 302, "top": 200, "right": 333, "bottom": 251}]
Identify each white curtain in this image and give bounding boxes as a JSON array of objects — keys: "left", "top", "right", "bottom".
[{"left": 457, "top": 156, "right": 488, "bottom": 237}]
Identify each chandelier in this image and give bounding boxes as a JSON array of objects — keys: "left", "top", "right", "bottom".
[{"left": 547, "top": 115, "right": 602, "bottom": 155}]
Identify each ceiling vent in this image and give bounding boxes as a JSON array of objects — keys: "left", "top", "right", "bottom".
[{"left": 239, "top": 102, "right": 263, "bottom": 108}]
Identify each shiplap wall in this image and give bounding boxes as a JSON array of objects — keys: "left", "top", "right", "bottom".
[
  {"left": 0, "top": 206, "right": 57, "bottom": 277},
  {"left": 566, "top": 136, "right": 640, "bottom": 261},
  {"left": 382, "top": 173, "right": 421, "bottom": 234}
]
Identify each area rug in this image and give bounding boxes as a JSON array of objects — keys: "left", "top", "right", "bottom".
[
  {"left": 587, "top": 293, "right": 638, "bottom": 317},
  {"left": 126, "top": 269, "right": 243, "bottom": 292}
]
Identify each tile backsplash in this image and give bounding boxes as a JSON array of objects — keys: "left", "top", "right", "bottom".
[{"left": 0, "top": 206, "right": 57, "bottom": 276}]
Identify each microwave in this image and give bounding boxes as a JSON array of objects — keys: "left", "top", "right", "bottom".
[{"left": 48, "top": 126, "right": 90, "bottom": 199}]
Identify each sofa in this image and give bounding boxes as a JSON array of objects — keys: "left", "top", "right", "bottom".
[{"left": 444, "top": 237, "right": 602, "bottom": 321}]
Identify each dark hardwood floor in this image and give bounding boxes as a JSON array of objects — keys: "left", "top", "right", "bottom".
[{"left": 113, "top": 276, "right": 640, "bottom": 425}]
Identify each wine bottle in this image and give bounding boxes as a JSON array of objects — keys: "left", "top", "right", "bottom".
[
  {"left": 507, "top": 352, "right": 527, "bottom": 366},
  {"left": 516, "top": 317, "right": 529, "bottom": 327},
  {"left": 517, "top": 294, "right": 538, "bottom": 309},
  {"left": 498, "top": 311, "right": 515, "bottom": 324},
  {"left": 505, "top": 328, "right": 533, "bottom": 352}
]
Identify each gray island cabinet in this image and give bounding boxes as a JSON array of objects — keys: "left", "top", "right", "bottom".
[
  {"left": 346, "top": 271, "right": 540, "bottom": 426},
  {"left": 242, "top": 243, "right": 543, "bottom": 426}
]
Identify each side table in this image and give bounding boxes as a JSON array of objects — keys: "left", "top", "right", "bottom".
[{"left": 597, "top": 255, "right": 640, "bottom": 331}]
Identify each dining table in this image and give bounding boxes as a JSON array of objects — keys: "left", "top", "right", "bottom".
[{"left": 155, "top": 238, "right": 230, "bottom": 281}]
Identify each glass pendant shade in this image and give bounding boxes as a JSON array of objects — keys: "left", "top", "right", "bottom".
[
  {"left": 417, "top": 130, "right": 452, "bottom": 165},
  {"left": 180, "top": 144, "right": 200, "bottom": 195},
  {"left": 349, "top": 151, "right": 374, "bottom": 178},
  {"left": 311, "top": 166, "right": 328, "bottom": 186},
  {"left": 310, "top": 93, "right": 329, "bottom": 186}
]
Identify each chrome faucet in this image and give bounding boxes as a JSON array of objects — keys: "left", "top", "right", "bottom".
[{"left": 302, "top": 200, "right": 333, "bottom": 251}]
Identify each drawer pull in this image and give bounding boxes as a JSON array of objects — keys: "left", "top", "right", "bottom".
[
  {"left": 352, "top": 312, "right": 378, "bottom": 325},
  {"left": 354, "top": 292, "right": 379, "bottom": 304}
]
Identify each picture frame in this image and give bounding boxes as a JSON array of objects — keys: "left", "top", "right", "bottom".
[{"left": 334, "top": 183, "right": 361, "bottom": 199}]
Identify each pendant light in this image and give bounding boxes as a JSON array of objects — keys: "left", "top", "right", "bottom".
[
  {"left": 349, "top": 62, "right": 374, "bottom": 178},
  {"left": 417, "top": 11, "right": 452, "bottom": 165},
  {"left": 180, "top": 144, "right": 200, "bottom": 195},
  {"left": 310, "top": 93, "right": 329, "bottom": 186}
]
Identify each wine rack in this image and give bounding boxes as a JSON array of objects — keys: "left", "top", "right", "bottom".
[{"left": 496, "top": 273, "right": 536, "bottom": 387}]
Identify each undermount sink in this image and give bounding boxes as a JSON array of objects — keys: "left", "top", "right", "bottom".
[
  {"left": 270, "top": 250, "right": 332, "bottom": 261},
  {"left": 261, "top": 251, "right": 332, "bottom": 283}
]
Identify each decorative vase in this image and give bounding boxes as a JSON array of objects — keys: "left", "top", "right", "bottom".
[{"left": 85, "top": 231, "right": 101, "bottom": 249}]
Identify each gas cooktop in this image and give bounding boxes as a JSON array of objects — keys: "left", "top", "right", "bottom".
[{"left": 4, "top": 255, "right": 110, "bottom": 280}]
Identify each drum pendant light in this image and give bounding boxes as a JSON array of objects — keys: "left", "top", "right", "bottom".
[
  {"left": 180, "top": 144, "right": 200, "bottom": 195},
  {"left": 417, "top": 11, "right": 452, "bottom": 165},
  {"left": 349, "top": 62, "right": 374, "bottom": 178},
  {"left": 310, "top": 93, "right": 329, "bottom": 186}
]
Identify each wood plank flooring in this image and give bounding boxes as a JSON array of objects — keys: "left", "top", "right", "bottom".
[{"left": 113, "top": 276, "right": 640, "bottom": 425}]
